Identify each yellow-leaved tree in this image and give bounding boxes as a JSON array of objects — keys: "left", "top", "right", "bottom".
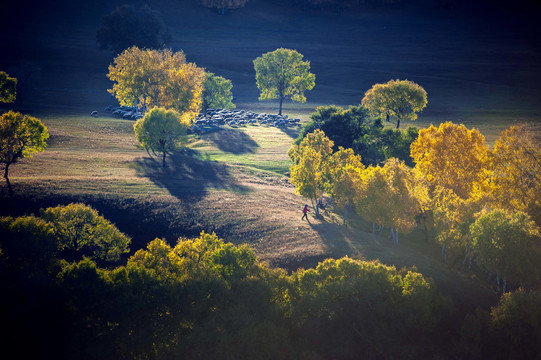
[
  {"left": 491, "top": 125, "right": 541, "bottom": 227},
  {"left": 328, "top": 147, "right": 364, "bottom": 225},
  {"left": 288, "top": 129, "right": 333, "bottom": 216},
  {"left": 410, "top": 121, "right": 491, "bottom": 199},
  {"left": 107, "top": 47, "right": 205, "bottom": 124},
  {"left": 354, "top": 159, "right": 423, "bottom": 243}
]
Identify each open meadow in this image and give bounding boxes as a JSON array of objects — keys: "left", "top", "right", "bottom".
[{"left": 1, "top": 0, "right": 539, "bottom": 329}]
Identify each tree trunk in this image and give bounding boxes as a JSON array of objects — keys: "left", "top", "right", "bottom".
[
  {"left": 378, "top": 224, "right": 383, "bottom": 237},
  {"left": 342, "top": 197, "right": 349, "bottom": 226},
  {"left": 441, "top": 245, "right": 447, "bottom": 262},
  {"left": 396, "top": 118, "right": 401, "bottom": 129},
  {"left": 279, "top": 96, "right": 283, "bottom": 115},
  {"left": 372, "top": 223, "right": 375, "bottom": 235},
  {"left": 162, "top": 151, "right": 166, "bottom": 168},
  {"left": 4, "top": 162, "right": 12, "bottom": 195},
  {"left": 395, "top": 229, "right": 398, "bottom": 244}
]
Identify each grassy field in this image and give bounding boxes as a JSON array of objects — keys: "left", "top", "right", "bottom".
[{"left": 2, "top": 0, "right": 538, "bottom": 315}]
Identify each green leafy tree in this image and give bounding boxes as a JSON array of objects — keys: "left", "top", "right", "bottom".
[
  {"left": 202, "top": 72, "right": 236, "bottom": 111},
  {"left": 0, "top": 71, "right": 17, "bottom": 103},
  {"left": 0, "top": 111, "right": 48, "bottom": 194},
  {"left": 470, "top": 209, "right": 541, "bottom": 292},
  {"left": 40, "top": 203, "right": 130, "bottom": 265},
  {"left": 134, "top": 107, "right": 188, "bottom": 167},
  {"left": 96, "top": 4, "right": 170, "bottom": 55},
  {"left": 253, "top": 48, "right": 315, "bottom": 115},
  {"left": 362, "top": 79, "right": 427, "bottom": 129}
]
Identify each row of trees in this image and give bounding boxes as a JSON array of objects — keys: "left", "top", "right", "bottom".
[
  {"left": 289, "top": 123, "right": 541, "bottom": 291},
  {"left": 2, "top": 203, "right": 539, "bottom": 359}
]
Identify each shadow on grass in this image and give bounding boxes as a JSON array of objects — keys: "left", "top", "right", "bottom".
[
  {"left": 132, "top": 149, "right": 250, "bottom": 201},
  {"left": 277, "top": 125, "right": 301, "bottom": 139},
  {"left": 200, "top": 128, "right": 259, "bottom": 154}
]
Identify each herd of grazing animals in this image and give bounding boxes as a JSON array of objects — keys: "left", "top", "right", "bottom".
[{"left": 92, "top": 107, "right": 301, "bottom": 134}]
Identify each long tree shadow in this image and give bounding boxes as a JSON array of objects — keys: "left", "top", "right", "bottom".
[
  {"left": 132, "top": 149, "right": 250, "bottom": 201},
  {"left": 277, "top": 124, "right": 301, "bottom": 139},
  {"left": 200, "top": 128, "right": 259, "bottom": 154}
]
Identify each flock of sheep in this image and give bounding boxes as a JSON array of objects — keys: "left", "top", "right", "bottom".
[
  {"left": 93, "top": 106, "right": 302, "bottom": 134},
  {"left": 190, "top": 108, "right": 301, "bottom": 134}
]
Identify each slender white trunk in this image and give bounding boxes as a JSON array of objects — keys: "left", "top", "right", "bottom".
[
  {"left": 378, "top": 224, "right": 383, "bottom": 237},
  {"left": 389, "top": 226, "right": 394, "bottom": 241},
  {"left": 462, "top": 249, "right": 469, "bottom": 264},
  {"left": 395, "top": 229, "right": 398, "bottom": 244},
  {"left": 372, "top": 223, "right": 376, "bottom": 234},
  {"left": 441, "top": 245, "right": 447, "bottom": 262}
]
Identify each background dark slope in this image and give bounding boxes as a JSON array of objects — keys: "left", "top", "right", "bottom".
[{"left": 2, "top": 0, "right": 540, "bottom": 126}]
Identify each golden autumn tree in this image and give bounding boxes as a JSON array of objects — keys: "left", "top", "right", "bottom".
[
  {"left": 410, "top": 121, "right": 491, "bottom": 199},
  {"left": 107, "top": 47, "right": 205, "bottom": 123},
  {"left": 288, "top": 129, "right": 333, "bottom": 216},
  {"left": 491, "top": 125, "right": 541, "bottom": 227},
  {"left": 353, "top": 159, "right": 423, "bottom": 243},
  {"left": 328, "top": 147, "right": 364, "bottom": 225}
]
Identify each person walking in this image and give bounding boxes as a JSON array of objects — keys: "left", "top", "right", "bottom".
[{"left": 301, "top": 204, "right": 309, "bottom": 220}]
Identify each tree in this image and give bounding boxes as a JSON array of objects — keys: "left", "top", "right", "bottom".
[
  {"left": 107, "top": 47, "right": 205, "bottom": 121},
  {"left": 296, "top": 105, "right": 371, "bottom": 151},
  {"left": 470, "top": 209, "right": 541, "bottom": 292},
  {"left": 253, "top": 48, "right": 315, "bottom": 115},
  {"left": 362, "top": 79, "right": 427, "bottom": 129},
  {"left": 133, "top": 107, "right": 187, "bottom": 167},
  {"left": 96, "top": 4, "right": 170, "bottom": 55},
  {"left": 202, "top": 72, "right": 236, "bottom": 111},
  {"left": 0, "top": 71, "right": 17, "bottom": 103},
  {"left": 288, "top": 129, "right": 333, "bottom": 216},
  {"left": 200, "top": 0, "right": 252, "bottom": 15},
  {"left": 0, "top": 111, "right": 48, "bottom": 194},
  {"left": 410, "top": 121, "right": 491, "bottom": 199},
  {"left": 328, "top": 147, "right": 364, "bottom": 225},
  {"left": 491, "top": 125, "right": 541, "bottom": 227},
  {"left": 40, "top": 203, "right": 131, "bottom": 265}
]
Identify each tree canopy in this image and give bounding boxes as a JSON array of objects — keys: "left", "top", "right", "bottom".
[
  {"left": 410, "top": 121, "right": 490, "bottom": 199},
  {"left": 253, "top": 48, "right": 315, "bottom": 115},
  {"left": 362, "top": 79, "right": 427, "bottom": 129},
  {"left": 202, "top": 72, "right": 236, "bottom": 111},
  {"left": 0, "top": 111, "right": 48, "bottom": 194},
  {"left": 0, "top": 71, "right": 17, "bottom": 103},
  {"left": 133, "top": 107, "right": 187, "bottom": 167},
  {"left": 107, "top": 47, "right": 205, "bottom": 121},
  {"left": 96, "top": 4, "right": 170, "bottom": 55}
]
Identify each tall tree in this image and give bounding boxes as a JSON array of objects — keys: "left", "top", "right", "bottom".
[
  {"left": 328, "top": 147, "right": 364, "bottom": 225},
  {"left": 202, "top": 72, "right": 236, "bottom": 111},
  {"left": 107, "top": 47, "right": 205, "bottom": 121},
  {"left": 0, "top": 71, "right": 17, "bottom": 103},
  {"left": 133, "top": 107, "right": 187, "bottom": 167},
  {"left": 200, "top": 0, "right": 252, "bottom": 15},
  {"left": 96, "top": 4, "right": 170, "bottom": 55},
  {"left": 362, "top": 79, "right": 427, "bottom": 129},
  {"left": 288, "top": 129, "right": 333, "bottom": 216},
  {"left": 491, "top": 125, "right": 541, "bottom": 227},
  {"left": 410, "top": 121, "right": 491, "bottom": 199},
  {"left": 0, "top": 111, "right": 48, "bottom": 194},
  {"left": 253, "top": 48, "right": 315, "bottom": 115},
  {"left": 470, "top": 209, "right": 541, "bottom": 292}
]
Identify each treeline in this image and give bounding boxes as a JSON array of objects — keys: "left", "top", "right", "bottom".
[
  {"left": 2, "top": 203, "right": 540, "bottom": 359},
  {"left": 290, "top": 122, "right": 541, "bottom": 293}
]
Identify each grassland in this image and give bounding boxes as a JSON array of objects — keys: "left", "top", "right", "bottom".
[{"left": 2, "top": 0, "right": 539, "bottom": 315}]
